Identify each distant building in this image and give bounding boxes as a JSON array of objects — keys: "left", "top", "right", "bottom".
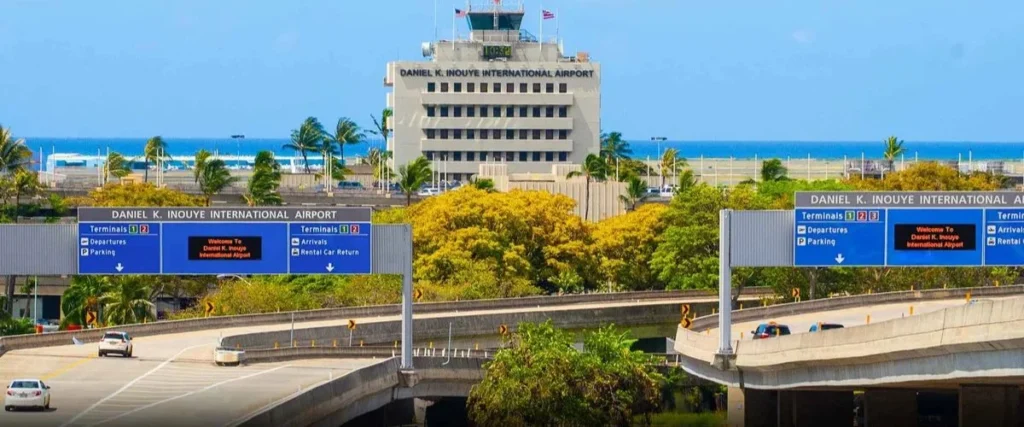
[{"left": 384, "top": 0, "right": 600, "bottom": 180}]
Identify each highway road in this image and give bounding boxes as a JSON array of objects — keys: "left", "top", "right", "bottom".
[
  {"left": 0, "top": 296, "right": 713, "bottom": 427},
  {"left": 710, "top": 295, "right": 1016, "bottom": 341}
]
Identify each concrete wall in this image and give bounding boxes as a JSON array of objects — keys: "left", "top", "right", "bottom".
[
  {"left": 238, "top": 357, "right": 486, "bottom": 427},
  {"left": 0, "top": 288, "right": 766, "bottom": 356},
  {"left": 674, "top": 285, "right": 1024, "bottom": 390},
  {"left": 220, "top": 299, "right": 721, "bottom": 352}
]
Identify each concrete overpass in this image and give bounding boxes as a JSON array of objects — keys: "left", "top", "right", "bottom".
[
  {"left": 0, "top": 289, "right": 765, "bottom": 427},
  {"left": 674, "top": 285, "right": 1024, "bottom": 427}
]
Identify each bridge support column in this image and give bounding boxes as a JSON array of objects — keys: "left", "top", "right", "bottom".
[
  {"left": 728, "top": 387, "right": 777, "bottom": 427},
  {"left": 864, "top": 389, "right": 916, "bottom": 427},
  {"left": 778, "top": 390, "right": 853, "bottom": 427},
  {"left": 960, "top": 385, "right": 1019, "bottom": 427}
]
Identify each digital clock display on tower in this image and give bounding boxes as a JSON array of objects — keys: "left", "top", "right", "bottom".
[{"left": 483, "top": 45, "right": 512, "bottom": 59}]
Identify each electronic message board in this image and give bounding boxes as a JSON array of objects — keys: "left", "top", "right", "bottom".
[{"left": 77, "top": 207, "right": 371, "bottom": 275}]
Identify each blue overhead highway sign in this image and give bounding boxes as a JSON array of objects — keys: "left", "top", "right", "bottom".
[
  {"left": 77, "top": 207, "right": 371, "bottom": 275},
  {"left": 794, "top": 208, "right": 885, "bottom": 266},
  {"left": 795, "top": 192, "right": 1024, "bottom": 267}
]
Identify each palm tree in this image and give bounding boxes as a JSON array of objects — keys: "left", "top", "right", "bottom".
[
  {"left": 566, "top": 154, "right": 609, "bottom": 221},
  {"left": 0, "top": 125, "right": 32, "bottom": 174},
  {"left": 143, "top": 136, "right": 168, "bottom": 183},
  {"left": 619, "top": 175, "right": 649, "bottom": 211},
  {"left": 104, "top": 152, "right": 131, "bottom": 184},
  {"left": 600, "top": 131, "right": 632, "bottom": 162},
  {"left": 600, "top": 132, "right": 631, "bottom": 180},
  {"left": 101, "top": 276, "right": 155, "bottom": 326},
  {"left": 883, "top": 136, "right": 905, "bottom": 173},
  {"left": 193, "top": 149, "right": 212, "bottom": 184},
  {"left": 659, "top": 148, "right": 686, "bottom": 189},
  {"left": 363, "top": 148, "right": 394, "bottom": 181},
  {"left": 327, "top": 118, "right": 365, "bottom": 168},
  {"left": 10, "top": 170, "right": 40, "bottom": 224},
  {"left": 760, "top": 158, "right": 789, "bottom": 182},
  {"left": 197, "top": 159, "right": 236, "bottom": 206},
  {"left": 61, "top": 276, "right": 111, "bottom": 326},
  {"left": 243, "top": 150, "right": 283, "bottom": 206},
  {"left": 470, "top": 177, "right": 496, "bottom": 192},
  {"left": 369, "top": 108, "right": 393, "bottom": 143},
  {"left": 284, "top": 117, "right": 324, "bottom": 173},
  {"left": 677, "top": 169, "right": 697, "bottom": 191},
  {"left": 397, "top": 156, "right": 433, "bottom": 206}
]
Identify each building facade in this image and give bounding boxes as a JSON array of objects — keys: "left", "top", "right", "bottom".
[{"left": 384, "top": 1, "right": 600, "bottom": 180}]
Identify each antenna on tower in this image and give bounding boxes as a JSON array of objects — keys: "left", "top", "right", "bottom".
[{"left": 494, "top": 0, "right": 500, "bottom": 30}]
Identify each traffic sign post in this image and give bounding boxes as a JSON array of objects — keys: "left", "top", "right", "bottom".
[
  {"left": 204, "top": 302, "right": 215, "bottom": 317},
  {"left": 76, "top": 208, "right": 371, "bottom": 275}
]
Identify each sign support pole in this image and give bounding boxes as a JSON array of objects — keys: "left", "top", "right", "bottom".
[
  {"left": 714, "top": 209, "right": 735, "bottom": 370},
  {"left": 401, "top": 224, "right": 414, "bottom": 371}
]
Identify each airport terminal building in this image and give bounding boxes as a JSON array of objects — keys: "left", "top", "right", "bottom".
[{"left": 384, "top": 1, "right": 600, "bottom": 179}]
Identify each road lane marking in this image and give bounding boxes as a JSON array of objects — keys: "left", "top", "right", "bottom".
[
  {"left": 89, "top": 365, "right": 292, "bottom": 427},
  {"left": 41, "top": 355, "right": 97, "bottom": 380},
  {"left": 224, "top": 370, "right": 336, "bottom": 427},
  {"left": 59, "top": 343, "right": 210, "bottom": 427}
]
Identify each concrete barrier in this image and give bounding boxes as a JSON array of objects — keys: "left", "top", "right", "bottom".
[
  {"left": 675, "top": 284, "right": 1024, "bottom": 390},
  {"left": 0, "top": 287, "right": 769, "bottom": 354},
  {"left": 238, "top": 357, "right": 486, "bottom": 427},
  {"left": 221, "top": 299, "right": 717, "bottom": 352}
]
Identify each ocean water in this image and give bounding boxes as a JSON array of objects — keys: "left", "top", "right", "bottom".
[{"left": 22, "top": 137, "right": 1024, "bottom": 167}]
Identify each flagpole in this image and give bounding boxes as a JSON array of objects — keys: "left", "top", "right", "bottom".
[
  {"left": 452, "top": 4, "right": 456, "bottom": 50},
  {"left": 539, "top": 3, "right": 543, "bottom": 54},
  {"left": 433, "top": 0, "right": 438, "bottom": 41}
]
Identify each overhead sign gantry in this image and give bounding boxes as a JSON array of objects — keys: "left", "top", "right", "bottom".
[{"left": 77, "top": 207, "right": 372, "bottom": 275}]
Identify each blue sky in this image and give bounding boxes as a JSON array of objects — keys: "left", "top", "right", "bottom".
[{"left": 0, "top": 0, "right": 1021, "bottom": 141}]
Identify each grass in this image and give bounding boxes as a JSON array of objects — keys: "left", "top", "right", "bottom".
[{"left": 635, "top": 412, "right": 726, "bottom": 427}]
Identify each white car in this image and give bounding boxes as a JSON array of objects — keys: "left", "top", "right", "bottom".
[
  {"left": 4, "top": 379, "right": 50, "bottom": 411},
  {"left": 98, "top": 331, "right": 133, "bottom": 357},
  {"left": 417, "top": 188, "right": 440, "bottom": 197}
]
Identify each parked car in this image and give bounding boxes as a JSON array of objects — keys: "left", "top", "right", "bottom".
[
  {"left": 4, "top": 379, "right": 50, "bottom": 411},
  {"left": 337, "top": 181, "right": 364, "bottom": 190},
  {"left": 98, "top": 331, "right": 133, "bottom": 357},
  {"left": 809, "top": 323, "right": 844, "bottom": 332},
  {"left": 418, "top": 188, "right": 441, "bottom": 197},
  {"left": 752, "top": 322, "right": 791, "bottom": 339}
]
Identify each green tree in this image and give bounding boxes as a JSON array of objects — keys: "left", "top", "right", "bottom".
[
  {"left": 192, "top": 149, "right": 212, "bottom": 184},
  {"left": 659, "top": 148, "right": 685, "bottom": 189},
  {"left": 883, "top": 135, "right": 906, "bottom": 173},
  {"left": 760, "top": 158, "right": 788, "bottom": 182},
  {"left": 567, "top": 154, "right": 609, "bottom": 221},
  {"left": 61, "top": 276, "right": 111, "bottom": 327},
  {"left": 243, "top": 151, "right": 282, "bottom": 206},
  {"left": 467, "top": 321, "right": 661, "bottom": 426},
  {"left": 600, "top": 131, "right": 632, "bottom": 163},
  {"left": 470, "top": 177, "right": 496, "bottom": 192},
  {"left": 101, "top": 276, "right": 155, "bottom": 325},
  {"left": 363, "top": 148, "right": 394, "bottom": 181},
  {"left": 326, "top": 117, "right": 364, "bottom": 167},
  {"left": 143, "top": 136, "right": 168, "bottom": 183},
  {"left": 397, "top": 156, "right": 432, "bottom": 206},
  {"left": 74, "top": 182, "right": 204, "bottom": 207},
  {"left": 197, "top": 159, "right": 236, "bottom": 206},
  {"left": 619, "top": 175, "right": 649, "bottom": 211},
  {"left": 677, "top": 169, "right": 697, "bottom": 192},
  {"left": 104, "top": 151, "right": 131, "bottom": 184},
  {"left": 0, "top": 125, "right": 32, "bottom": 173},
  {"left": 368, "top": 108, "right": 392, "bottom": 143},
  {"left": 9, "top": 169, "right": 40, "bottom": 223},
  {"left": 284, "top": 117, "right": 324, "bottom": 173}
]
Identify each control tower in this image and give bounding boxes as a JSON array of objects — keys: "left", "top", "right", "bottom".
[{"left": 384, "top": 0, "right": 601, "bottom": 179}]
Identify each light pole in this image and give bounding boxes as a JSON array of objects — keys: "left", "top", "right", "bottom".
[
  {"left": 651, "top": 136, "right": 667, "bottom": 158},
  {"left": 231, "top": 134, "right": 245, "bottom": 169}
]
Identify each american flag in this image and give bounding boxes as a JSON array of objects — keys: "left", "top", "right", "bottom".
[
  {"left": 542, "top": 10, "right": 555, "bottom": 20},
  {"left": 455, "top": 8, "right": 467, "bottom": 17}
]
